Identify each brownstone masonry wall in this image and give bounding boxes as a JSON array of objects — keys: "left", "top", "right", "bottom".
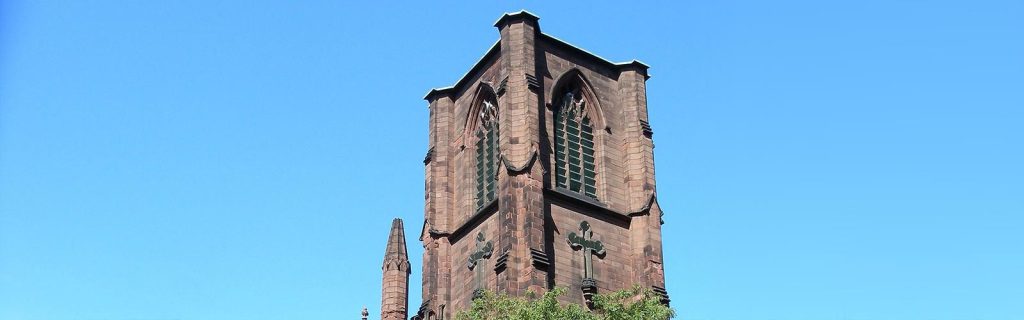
[{"left": 414, "top": 11, "right": 666, "bottom": 320}]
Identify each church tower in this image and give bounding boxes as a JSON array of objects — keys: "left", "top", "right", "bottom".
[
  {"left": 415, "top": 11, "right": 668, "bottom": 319},
  {"left": 380, "top": 218, "right": 410, "bottom": 320}
]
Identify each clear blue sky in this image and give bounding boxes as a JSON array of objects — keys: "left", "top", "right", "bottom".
[{"left": 1, "top": 1, "right": 1021, "bottom": 319}]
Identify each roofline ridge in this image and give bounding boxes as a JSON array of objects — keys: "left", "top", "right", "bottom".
[{"left": 424, "top": 14, "right": 651, "bottom": 103}]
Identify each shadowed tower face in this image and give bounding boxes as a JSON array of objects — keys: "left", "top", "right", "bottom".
[
  {"left": 414, "top": 11, "right": 669, "bottom": 319},
  {"left": 380, "top": 218, "right": 410, "bottom": 320}
]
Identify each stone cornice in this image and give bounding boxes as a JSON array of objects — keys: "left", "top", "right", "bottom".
[
  {"left": 493, "top": 10, "right": 540, "bottom": 29},
  {"left": 423, "top": 12, "right": 651, "bottom": 103}
]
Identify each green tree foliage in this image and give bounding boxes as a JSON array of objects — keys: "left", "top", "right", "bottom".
[{"left": 454, "top": 286, "right": 674, "bottom": 320}]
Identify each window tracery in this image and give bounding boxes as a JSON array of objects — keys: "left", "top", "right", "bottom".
[
  {"left": 475, "top": 99, "right": 499, "bottom": 209},
  {"left": 554, "top": 85, "right": 597, "bottom": 199}
]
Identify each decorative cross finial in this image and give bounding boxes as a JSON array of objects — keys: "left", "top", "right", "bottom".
[
  {"left": 567, "top": 221, "right": 606, "bottom": 306},
  {"left": 467, "top": 232, "right": 494, "bottom": 300}
]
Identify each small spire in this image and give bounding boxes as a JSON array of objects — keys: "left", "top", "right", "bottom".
[
  {"left": 381, "top": 218, "right": 411, "bottom": 320},
  {"left": 383, "top": 218, "right": 409, "bottom": 267},
  {"left": 361, "top": 306, "right": 369, "bottom": 320}
]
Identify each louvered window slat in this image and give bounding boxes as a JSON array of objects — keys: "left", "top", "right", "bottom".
[
  {"left": 554, "top": 89, "right": 598, "bottom": 200},
  {"left": 555, "top": 88, "right": 598, "bottom": 200},
  {"left": 475, "top": 99, "right": 499, "bottom": 210}
]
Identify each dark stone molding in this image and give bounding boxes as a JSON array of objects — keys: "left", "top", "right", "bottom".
[
  {"left": 628, "top": 193, "right": 657, "bottom": 217},
  {"left": 640, "top": 119, "right": 653, "bottom": 138},
  {"left": 622, "top": 192, "right": 663, "bottom": 224},
  {"left": 525, "top": 73, "right": 541, "bottom": 91},
  {"left": 422, "top": 41, "right": 500, "bottom": 102},
  {"left": 627, "top": 193, "right": 664, "bottom": 224},
  {"left": 541, "top": 34, "right": 651, "bottom": 79},
  {"left": 425, "top": 12, "right": 651, "bottom": 102},
  {"left": 423, "top": 87, "right": 455, "bottom": 102},
  {"left": 418, "top": 218, "right": 445, "bottom": 245},
  {"left": 617, "top": 59, "right": 652, "bottom": 80},
  {"left": 427, "top": 228, "right": 448, "bottom": 239},
  {"left": 422, "top": 217, "right": 450, "bottom": 241},
  {"left": 423, "top": 146, "right": 434, "bottom": 165},
  {"left": 493, "top": 10, "right": 541, "bottom": 29},
  {"left": 449, "top": 199, "right": 498, "bottom": 244},
  {"left": 581, "top": 277, "right": 598, "bottom": 308},
  {"left": 413, "top": 300, "right": 432, "bottom": 320},
  {"left": 500, "top": 148, "right": 538, "bottom": 175},
  {"left": 494, "top": 250, "right": 509, "bottom": 273},
  {"left": 581, "top": 277, "right": 598, "bottom": 291},
  {"left": 545, "top": 188, "right": 631, "bottom": 226},
  {"left": 530, "top": 248, "right": 550, "bottom": 269},
  {"left": 652, "top": 285, "right": 671, "bottom": 306},
  {"left": 496, "top": 76, "right": 508, "bottom": 96}
]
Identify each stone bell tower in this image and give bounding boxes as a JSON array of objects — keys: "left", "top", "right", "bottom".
[{"left": 415, "top": 11, "right": 668, "bottom": 319}]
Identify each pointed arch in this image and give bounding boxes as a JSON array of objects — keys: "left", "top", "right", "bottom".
[
  {"left": 463, "top": 82, "right": 500, "bottom": 210},
  {"left": 462, "top": 82, "right": 499, "bottom": 140},
  {"left": 550, "top": 70, "right": 603, "bottom": 200},
  {"left": 548, "top": 69, "right": 607, "bottom": 130}
]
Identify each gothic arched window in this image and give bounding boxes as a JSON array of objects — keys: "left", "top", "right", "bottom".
[
  {"left": 475, "top": 98, "right": 499, "bottom": 209},
  {"left": 554, "top": 85, "right": 597, "bottom": 199}
]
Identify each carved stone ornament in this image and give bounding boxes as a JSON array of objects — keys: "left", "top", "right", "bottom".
[
  {"left": 467, "top": 232, "right": 494, "bottom": 300},
  {"left": 567, "top": 221, "right": 606, "bottom": 306},
  {"left": 479, "top": 100, "right": 497, "bottom": 130}
]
